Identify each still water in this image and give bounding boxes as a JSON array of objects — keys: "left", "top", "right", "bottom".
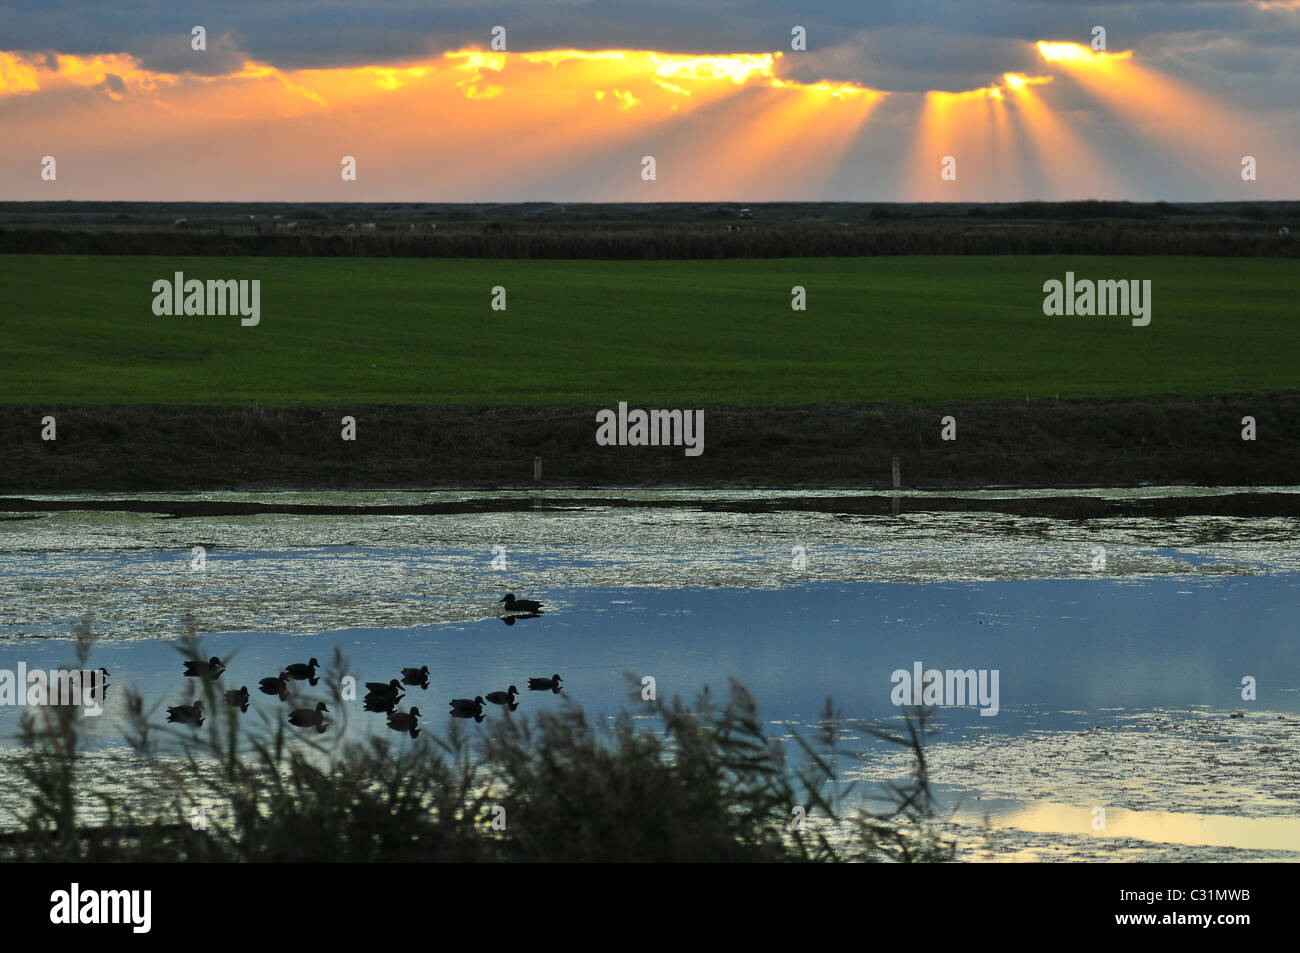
[{"left": 2, "top": 488, "right": 1298, "bottom": 860}]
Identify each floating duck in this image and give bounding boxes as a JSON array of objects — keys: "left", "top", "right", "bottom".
[
  {"left": 499, "top": 593, "right": 543, "bottom": 614},
  {"left": 387, "top": 707, "right": 421, "bottom": 733},
  {"left": 166, "top": 700, "right": 205, "bottom": 726},
  {"left": 449, "top": 696, "right": 485, "bottom": 716},
  {"left": 282, "top": 658, "right": 320, "bottom": 680},
  {"left": 183, "top": 657, "right": 225, "bottom": 678},
  {"left": 224, "top": 686, "right": 250, "bottom": 712},
  {"left": 288, "top": 701, "right": 329, "bottom": 731},
  {"left": 485, "top": 686, "right": 519, "bottom": 706},
  {"left": 363, "top": 693, "right": 403, "bottom": 713},
  {"left": 527, "top": 674, "right": 563, "bottom": 692},
  {"left": 365, "top": 679, "right": 403, "bottom": 699}
]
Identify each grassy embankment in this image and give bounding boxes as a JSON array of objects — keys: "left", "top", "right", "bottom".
[{"left": 2, "top": 255, "right": 1295, "bottom": 490}]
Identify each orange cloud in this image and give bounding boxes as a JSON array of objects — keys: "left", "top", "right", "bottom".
[
  {"left": 1035, "top": 41, "right": 1132, "bottom": 64},
  {"left": 0, "top": 46, "right": 880, "bottom": 113},
  {"left": 0, "top": 50, "right": 176, "bottom": 97},
  {"left": 0, "top": 42, "right": 1287, "bottom": 201}
]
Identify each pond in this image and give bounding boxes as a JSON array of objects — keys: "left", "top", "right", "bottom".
[{"left": 2, "top": 488, "right": 1297, "bottom": 859}]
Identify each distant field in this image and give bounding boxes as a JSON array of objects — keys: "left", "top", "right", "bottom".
[{"left": 1, "top": 255, "right": 1295, "bottom": 405}]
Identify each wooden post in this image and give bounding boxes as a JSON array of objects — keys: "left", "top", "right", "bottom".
[
  {"left": 533, "top": 455, "right": 542, "bottom": 481},
  {"left": 891, "top": 456, "right": 900, "bottom": 489}
]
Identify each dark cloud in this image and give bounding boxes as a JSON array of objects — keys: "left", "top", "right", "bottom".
[
  {"left": 0, "top": 0, "right": 1295, "bottom": 109},
  {"left": 97, "top": 71, "right": 125, "bottom": 92}
]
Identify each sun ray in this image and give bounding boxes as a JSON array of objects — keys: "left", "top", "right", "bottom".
[
  {"left": 1033, "top": 40, "right": 1269, "bottom": 174},
  {"left": 0, "top": 40, "right": 1287, "bottom": 200},
  {"left": 1002, "top": 73, "right": 1124, "bottom": 199}
]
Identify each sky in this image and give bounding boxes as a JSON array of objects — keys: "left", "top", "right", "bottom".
[{"left": 1, "top": 0, "right": 1297, "bottom": 201}]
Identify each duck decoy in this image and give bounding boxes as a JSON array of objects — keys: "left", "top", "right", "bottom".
[
  {"left": 449, "top": 696, "right": 485, "bottom": 715},
  {"left": 183, "top": 656, "right": 225, "bottom": 678},
  {"left": 166, "top": 700, "right": 205, "bottom": 726},
  {"left": 401, "top": 666, "right": 430, "bottom": 687},
  {"left": 364, "top": 678, "right": 403, "bottom": 698},
  {"left": 282, "top": 658, "right": 320, "bottom": 680},
  {"left": 527, "top": 674, "right": 563, "bottom": 692},
  {"left": 225, "top": 686, "right": 250, "bottom": 712},
  {"left": 485, "top": 686, "right": 519, "bottom": 706},
  {"left": 499, "top": 593, "right": 543, "bottom": 614},
  {"left": 386, "top": 707, "right": 421, "bottom": 733},
  {"left": 288, "top": 701, "right": 329, "bottom": 731}
]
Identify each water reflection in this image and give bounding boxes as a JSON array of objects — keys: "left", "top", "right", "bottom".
[
  {"left": 500, "top": 613, "right": 543, "bottom": 626},
  {"left": 956, "top": 799, "right": 1300, "bottom": 854},
  {"left": 0, "top": 490, "right": 1297, "bottom": 860},
  {"left": 5, "top": 576, "right": 1297, "bottom": 750}
]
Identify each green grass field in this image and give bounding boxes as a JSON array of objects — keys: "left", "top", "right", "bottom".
[{"left": 1, "top": 255, "right": 1295, "bottom": 405}]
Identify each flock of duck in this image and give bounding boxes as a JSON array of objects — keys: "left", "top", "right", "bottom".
[{"left": 164, "top": 594, "right": 561, "bottom": 739}]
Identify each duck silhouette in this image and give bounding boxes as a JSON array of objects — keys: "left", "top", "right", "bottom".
[
  {"left": 224, "top": 686, "right": 250, "bottom": 712},
  {"left": 387, "top": 707, "right": 421, "bottom": 736},
  {"left": 527, "top": 674, "right": 563, "bottom": 692},
  {"left": 485, "top": 686, "right": 519, "bottom": 707},
  {"left": 499, "top": 593, "right": 543, "bottom": 614},
  {"left": 166, "top": 700, "right": 205, "bottom": 726},
  {"left": 282, "top": 658, "right": 320, "bottom": 684},
  {"left": 257, "top": 676, "right": 291, "bottom": 696},
  {"left": 449, "top": 696, "right": 485, "bottom": 717},
  {"left": 365, "top": 679, "right": 403, "bottom": 699},
  {"left": 401, "top": 666, "right": 430, "bottom": 687},
  {"left": 183, "top": 657, "right": 225, "bottom": 679},
  {"left": 288, "top": 701, "right": 328, "bottom": 731},
  {"left": 363, "top": 693, "right": 403, "bottom": 713}
]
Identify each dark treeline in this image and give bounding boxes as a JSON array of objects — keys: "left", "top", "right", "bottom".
[
  {"left": 3, "top": 223, "right": 1294, "bottom": 259},
  {"left": 0, "top": 200, "right": 1294, "bottom": 258}
]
